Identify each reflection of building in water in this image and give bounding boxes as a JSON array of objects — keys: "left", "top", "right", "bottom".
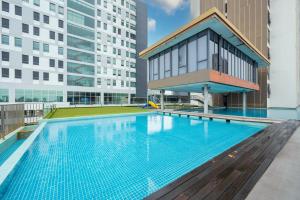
[{"left": 147, "top": 115, "right": 173, "bottom": 134}]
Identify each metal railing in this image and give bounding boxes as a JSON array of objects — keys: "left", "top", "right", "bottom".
[{"left": 0, "top": 104, "right": 24, "bottom": 139}]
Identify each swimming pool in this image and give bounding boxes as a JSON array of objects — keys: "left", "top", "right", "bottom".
[{"left": 0, "top": 113, "right": 266, "bottom": 199}]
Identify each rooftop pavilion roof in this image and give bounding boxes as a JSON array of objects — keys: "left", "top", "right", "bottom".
[{"left": 140, "top": 7, "right": 270, "bottom": 67}]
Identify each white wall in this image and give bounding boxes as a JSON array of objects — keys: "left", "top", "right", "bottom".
[{"left": 269, "top": 0, "right": 300, "bottom": 109}]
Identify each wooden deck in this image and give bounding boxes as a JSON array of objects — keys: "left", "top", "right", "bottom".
[
  {"left": 158, "top": 110, "right": 282, "bottom": 124},
  {"left": 145, "top": 118, "right": 300, "bottom": 200}
]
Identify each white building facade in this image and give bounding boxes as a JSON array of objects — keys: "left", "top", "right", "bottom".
[
  {"left": 0, "top": 0, "right": 145, "bottom": 105},
  {"left": 268, "top": 0, "right": 300, "bottom": 119}
]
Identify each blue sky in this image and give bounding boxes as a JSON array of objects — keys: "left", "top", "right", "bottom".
[{"left": 145, "top": 0, "right": 192, "bottom": 45}]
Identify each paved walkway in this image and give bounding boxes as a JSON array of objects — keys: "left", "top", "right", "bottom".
[{"left": 247, "top": 127, "right": 300, "bottom": 200}]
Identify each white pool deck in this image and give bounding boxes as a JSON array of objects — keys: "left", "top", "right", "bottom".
[{"left": 247, "top": 127, "right": 300, "bottom": 200}]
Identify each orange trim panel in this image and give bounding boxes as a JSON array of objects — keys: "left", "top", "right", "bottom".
[{"left": 209, "top": 70, "right": 259, "bottom": 91}]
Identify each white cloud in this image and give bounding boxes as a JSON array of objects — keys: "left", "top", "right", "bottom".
[
  {"left": 153, "top": 0, "right": 187, "bottom": 14},
  {"left": 148, "top": 18, "right": 157, "bottom": 31}
]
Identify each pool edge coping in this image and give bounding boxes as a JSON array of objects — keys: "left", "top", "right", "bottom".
[
  {"left": 0, "top": 122, "right": 47, "bottom": 193},
  {"left": 41, "top": 111, "right": 156, "bottom": 123}
]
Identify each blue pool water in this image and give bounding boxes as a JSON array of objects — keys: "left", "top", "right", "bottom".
[
  {"left": 0, "top": 139, "right": 25, "bottom": 166},
  {"left": 185, "top": 108, "right": 267, "bottom": 118},
  {"left": 1, "top": 113, "right": 265, "bottom": 199}
]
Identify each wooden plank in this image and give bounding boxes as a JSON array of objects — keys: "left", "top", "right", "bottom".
[{"left": 145, "top": 120, "right": 300, "bottom": 200}]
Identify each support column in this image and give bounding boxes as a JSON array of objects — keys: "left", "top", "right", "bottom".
[
  {"left": 242, "top": 91, "right": 247, "bottom": 115},
  {"left": 160, "top": 90, "right": 165, "bottom": 110},
  {"left": 203, "top": 85, "right": 209, "bottom": 114},
  {"left": 128, "top": 93, "right": 131, "bottom": 105}
]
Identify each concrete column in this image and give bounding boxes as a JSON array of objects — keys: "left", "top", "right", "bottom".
[
  {"left": 242, "top": 92, "right": 247, "bottom": 114},
  {"left": 128, "top": 93, "right": 131, "bottom": 105},
  {"left": 160, "top": 90, "right": 165, "bottom": 110},
  {"left": 203, "top": 85, "right": 209, "bottom": 114},
  {"left": 101, "top": 92, "right": 104, "bottom": 106}
]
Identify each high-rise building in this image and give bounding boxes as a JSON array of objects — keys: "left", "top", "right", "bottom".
[
  {"left": 268, "top": 0, "right": 300, "bottom": 118},
  {"left": 190, "top": 0, "right": 270, "bottom": 108},
  {"left": 0, "top": 0, "right": 147, "bottom": 105}
]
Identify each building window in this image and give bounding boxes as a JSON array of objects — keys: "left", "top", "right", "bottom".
[
  {"left": 43, "top": 15, "right": 49, "bottom": 24},
  {"left": 22, "top": 55, "right": 29, "bottom": 64},
  {"left": 50, "top": 31, "right": 55, "bottom": 39},
  {"left": 49, "top": 3, "right": 56, "bottom": 12},
  {"left": 15, "top": 69, "right": 22, "bottom": 79},
  {"left": 33, "top": 41, "right": 40, "bottom": 51},
  {"left": 43, "top": 43, "right": 49, "bottom": 52},
  {"left": 58, "top": 60, "right": 64, "bottom": 68},
  {"left": 15, "top": 37, "right": 22, "bottom": 47},
  {"left": 33, "top": 71, "right": 39, "bottom": 80},
  {"left": 58, "top": 47, "right": 64, "bottom": 55},
  {"left": 2, "top": 68, "right": 9, "bottom": 78},
  {"left": 58, "top": 6, "right": 64, "bottom": 15},
  {"left": 1, "top": 18, "right": 9, "bottom": 28},
  {"left": 15, "top": 5, "right": 22, "bottom": 16},
  {"left": 58, "top": 74, "right": 63, "bottom": 82},
  {"left": 49, "top": 59, "right": 55, "bottom": 67},
  {"left": 33, "top": 56, "right": 39, "bottom": 65},
  {"left": 33, "top": 12, "right": 40, "bottom": 21},
  {"left": 33, "top": 27, "right": 40, "bottom": 36},
  {"left": 22, "top": 23, "right": 29, "bottom": 33},
  {"left": 58, "top": 20, "right": 64, "bottom": 28},
  {"left": 1, "top": 34, "right": 9, "bottom": 45},
  {"left": 33, "top": 0, "right": 40, "bottom": 6},
  {"left": 58, "top": 33, "right": 63, "bottom": 42},
  {"left": 1, "top": 51, "right": 9, "bottom": 61},
  {"left": 2, "top": 1, "right": 9, "bottom": 12},
  {"left": 43, "top": 72, "right": 49, "bottom": 81}
]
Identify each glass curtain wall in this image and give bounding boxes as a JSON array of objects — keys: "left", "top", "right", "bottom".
[{"left": 148, "top": 29, "right": 258, "bottom": 83}]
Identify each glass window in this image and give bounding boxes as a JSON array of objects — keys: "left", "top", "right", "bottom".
[
  {"left": 15, "top": 37, "right": 22, "bottom": 47},
  {"left": 67, "top": 23, "right": 94, "bottom": 40},
  {"left": 44, "top": 15, "right": 49, "bottom": 24},
  {"left": 1, "top": 34, "right": 9, "bottom": 45},
  {"left": 67, "top": 36, "right": 94, "bottom": 52},
  {"left": 33, "top": 41, "right": 40, "bottom": 50},
  {"left": 165, "top": 51, "right": 171, "bottom": 78},
  {"left": 22, "top": 23, "right": 29, "bottom": 33},
  {"left": 159, "top": 54, "right": 164, "bottom": 79},
  {"left": 2, "top": 51, "right": 9, "bottom": 61},
  {"left": 67, "top": 75, "right": 94, "bottom": 87},
  {"left": 188, "top": 38, "right": 197, "bottom": 72},
  {"left": 0, "top": 88, "right": 9, "bottom": 102},
  {"left": 172, "top": 47, "right": 178, "bottom": 77},
  {"left": 67, "top": 10, "right": 94, "bottom": 28},
  {"left": 179, "top": 44, "right": 186, "bottom": 67},
  {"left": 15, "top": 69, "right": 22, "bottom": 79},
  {"left": 2, "top": 18, "right": 9, "bottom": 28},
  {"left": 67, "top": 49, "right": 95, "bottom": 64},
  {"left": 2, "top": 68, "right": 9, "bottom": 77},
  {"left": 15, "top": 5, "right": 22, "bottom": 16},
  {"left": 67, "top": 62, "right": 95, "bottom": 75},
  {"left": 153, "top": 57, "right": 158, "bottom": 80},
  {"left": 43, "top": 43, "right": 49, "bottom": 52},
  {"left": 22, "top": 55, "right": 29, "bottom": 64},
  {"left": 67, "top": 0, "right": 94, "bottom": 17},
  {"left": 2, "top": 1, "right": 9, "bottom": 12}
]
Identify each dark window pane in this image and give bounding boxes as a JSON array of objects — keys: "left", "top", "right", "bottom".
[
  {"left": 15, "top": 5, "right": 22, "bottom": 16},
  {"left": 2, "top": 18, "right": 9, "bottom": 28},
  {"left": 22, "top": 55, "right": 29, "bottom": 64},
  {"left": 22, "top": 23, "right": 29, "bottom": 33},
  {"left": 15, "top": 69, "right": 22, "bottom": 79},
  {"left": 2, "top": 51, "right": 9, "bottom": 61},
  {"left": 2, "top": 68, "right": 9, "bottom": 77},
  {"left": 2, "top": 1, "right": 9, "bottom": 12}
]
